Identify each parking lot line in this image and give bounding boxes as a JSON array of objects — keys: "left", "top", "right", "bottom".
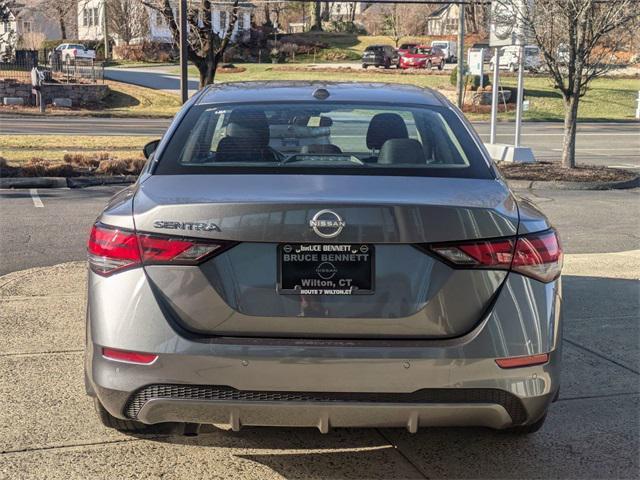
[{"left": 29, "top": 189, "right": 43, "bottom": 208}]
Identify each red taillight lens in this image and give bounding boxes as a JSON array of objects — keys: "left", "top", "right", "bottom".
[
  {"left": 428, "top": 229, "right": 562, "bottom": 283},
  {"left": 431, "top": 239, "right": 515, "bottom": 269},
  {"left": 512, "top": 230, "right": 563, "bottom": 283},
  {"left": 88, "top": 224, "right": 234, "bottom": 276},
  {"left": 102, "top": 347, "right": 158, "bottom": 365},
  {"left": 88, "top": 225, "right": 141, "bottom": 275}
]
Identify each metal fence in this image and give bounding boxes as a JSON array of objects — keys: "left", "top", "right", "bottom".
[{"left": 0, "top": 50, "right": 104, "bottom": 84}]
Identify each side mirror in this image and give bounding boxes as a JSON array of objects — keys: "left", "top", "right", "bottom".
[{"left": 143, "top": 139, "right": 161, "bottom": 159}]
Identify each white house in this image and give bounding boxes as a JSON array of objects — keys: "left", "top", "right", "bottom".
[
  {"left": 426, "top": 3, "right": 461, "bottom": 36},
  {"left": 78, "top": 0, "right": 253, "bottom": 45},
  {"left": 1, "top": 1, "right": 62, "bottom": 58}
]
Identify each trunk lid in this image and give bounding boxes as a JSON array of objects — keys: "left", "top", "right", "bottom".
[{"left": 133, "top": 174, "right": 518, "bottom": 338}]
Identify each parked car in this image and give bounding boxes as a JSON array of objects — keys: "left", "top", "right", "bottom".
[
  {"left": 397, "top": 42, "right": 419, "bottom": 57},
  {"left": 86, "top": 81, "right": 563, "bottom": 436},
  {"left": 399, "top": 46, "right": 445, "bottom": 70},
  {"left": 430, "top": 40, "right": 458, "bottom": 63},
  {"left": 362, "top": 45, "right": 399, "bottom": 69},
  {"left": 51, "top": 43, "right": 96, "bottom": 62},
  {"left": 490, "top": 45, "right": 542, "bottom": 72}
]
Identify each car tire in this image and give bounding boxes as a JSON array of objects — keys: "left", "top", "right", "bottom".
[
  {"left": 438, "top": 61, "right": 444, "bottom": 70},
  {"left": 94, "top": 398, "right": 152, "bottom": 433},
  {"left": 384, "top": 59, "right": 390, "bottom": 69},
  {"left": 509, "top": 63, "right": 516, "bottom": 73},
  {"left": 426, "top": 61, "right": 432, "bottom": 70},
  {"left": 503, "top": 413, "right": 547, "bottom": 435},
  {"left": 362, "top": 64, "right": 368, "bottom": 69}
]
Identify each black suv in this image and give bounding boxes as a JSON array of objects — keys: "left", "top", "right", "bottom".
[{"left": 362, "top": 45, "right": 399, "bottom": 69}]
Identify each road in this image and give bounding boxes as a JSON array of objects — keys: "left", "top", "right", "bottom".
[
  {"left": 105, "top": 65, "right": 201, "bottom": 96},
  {"left": 3, "top": 114, "right": 638, "bottom": 169},
  {"left": 0, "top": 185, "right": 638, "bottom": 478}
]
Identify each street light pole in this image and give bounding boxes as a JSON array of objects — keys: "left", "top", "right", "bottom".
[
  {"left": 490, "top": 47, "right": 500, "bottom": 144},
  {"left": 456, "top": 4, "right": 465, "bottom": 108},
  {"left": 179, "top": 0, "right": 188, "bottom": 104},
  {"left": 514, "top": 44, "right": 525, "bottom": 147}
]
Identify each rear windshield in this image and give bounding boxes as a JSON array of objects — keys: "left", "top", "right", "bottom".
[
  {"left": 365, "top": 46, "right": 385, "bottom": 52},
  {"left": 400, "top": 44, "right": 417, "bottom": 49},
  {"left": 155, "top": 102, "right": 493, "bottom": 179},
  {"left": 412, "top": 48, "right": 432, "bottom": 55}
]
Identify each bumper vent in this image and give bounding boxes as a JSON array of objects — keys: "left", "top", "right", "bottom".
[{"left": 124, "top": 384, "right": 527, "bottom": 424}]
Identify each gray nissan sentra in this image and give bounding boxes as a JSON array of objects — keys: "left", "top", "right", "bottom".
[{"left": 86, "top": 82, "right": 563, "bottom": 434}]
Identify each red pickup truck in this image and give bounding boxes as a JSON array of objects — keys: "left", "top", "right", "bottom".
[{"left": 398, "top": 46, "right": 445, "bottom": 70}]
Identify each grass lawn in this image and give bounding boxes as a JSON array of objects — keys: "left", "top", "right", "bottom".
[
  {"left": 211, "top": 64, "right": 640, "bottom": 121},
  {"left": 0, "top": 134, "right": 149, "bottom": 165}
]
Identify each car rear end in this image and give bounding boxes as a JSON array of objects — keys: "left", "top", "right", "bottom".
[
  {"left": 86, "top": 83, "right": 562, "bottom": 433},
  {"left": 362, "top": 46, "right": 385, "bottom": 67}
]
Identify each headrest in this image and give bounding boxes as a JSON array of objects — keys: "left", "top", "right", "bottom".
[
  {"left": 366, "top": 113, "right": 409, "bottom": 150},
  {"left": 377, "top": 138, "right": 424, "bottom": 165},
  {"left": 227, "top": 109, "right": 269, "bottom": 145}
]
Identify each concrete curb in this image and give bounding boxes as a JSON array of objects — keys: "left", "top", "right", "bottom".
[
  {"left": 0, "top": 176, "right": 137, "bottom": 189},
  {"left": 506, "top": 176, "right": 640, "bottom": 191}
]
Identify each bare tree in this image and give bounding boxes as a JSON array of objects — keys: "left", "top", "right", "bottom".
[
  {"left": 381, "top": 4, "right": 402, "bottom": 47},
  {"left": 142, "top": 0, "right": 239, "bottom": 88},
  {"left": 19, "top": 31, "right": 46, "bottom": 50},
  {"left": 0, "top": 0, "right": 15, "bottom": 61},
  {"left": 311, "top": 1, "right": 322, "bottom": 31},
  {"left": 107, "top": 0, "right": 149, "bottom": 45},
  {"left": 43, "top": 0, "right": 76, "bottom": 40},
  {"left": 497, "top": 0, "right": 639, "bottom": 168}
]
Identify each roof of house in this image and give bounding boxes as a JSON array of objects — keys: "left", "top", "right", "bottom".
[{"left": 428, "top": 4, "right": 453, "bottom": 19}]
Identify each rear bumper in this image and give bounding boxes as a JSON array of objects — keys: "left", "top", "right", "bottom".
[{"left": 86, "top": 269, "right": 562, "bottom": 430}]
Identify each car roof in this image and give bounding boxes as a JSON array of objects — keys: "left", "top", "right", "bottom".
[{"left": 197, "top": 81, "right": 445, "bottom": 107}]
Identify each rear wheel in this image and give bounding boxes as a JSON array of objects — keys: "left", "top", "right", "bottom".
[
  {"left": 437, "top": 61, "right": 444, "bottom": 70},
  {"left": 503, "top": 414, "right": 547, "bottom": 435},
  {"left": 362, "top": 64, "right": 368, "bottom": 69},
  {"left": 94, "top": 398, "right": 152, "bottom": 433},
  {"left": 426, "top": 61, "right": 432, "bottom": 70},
  {"left": 384, "top": 58, "right": 390, "bottom": 69}
]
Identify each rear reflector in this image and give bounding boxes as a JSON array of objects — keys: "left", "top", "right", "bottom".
[
  {"left": 428, "top": 229, "right": 562, "bottom": 283},
  {"left": 496, "top": 353, "right": 549, "bottom": 369},
  {"left": 88, "top": 224, "right": 235, "bottom": 276},
  {"left": 102, "top": 348, "right": 158, "bottom": 365}
]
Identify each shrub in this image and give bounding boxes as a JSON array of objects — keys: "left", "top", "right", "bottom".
[{"left": 317, "top": 48, "right": 361, "bottom": 61}]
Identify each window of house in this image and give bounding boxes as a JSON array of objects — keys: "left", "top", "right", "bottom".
[
  {"left": 93, "top": 8, "right": 100, "bottom": 27},
  {"left": 156, "top": 11, "right": 164, "bottom": 27},
  {"left": 22, "top": 21, "right": 32, "bottom": 33},
  {"left": 237, "top": 12, "right": 245, "bottom": 31},
  {"left": 219, "top": 11, "right": 227, "bottom": 31}
]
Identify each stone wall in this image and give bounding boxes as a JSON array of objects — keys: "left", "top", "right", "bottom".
[{"left": 0, "top": 80, "right": 108, "bottom": 107}]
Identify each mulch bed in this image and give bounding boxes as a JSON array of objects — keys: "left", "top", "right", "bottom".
[
  {"left": 217, "top": 66, "right": 246, "bottom": 74},
  {"left": 498, "top": 161, "right": 637, "bottom": 182}
]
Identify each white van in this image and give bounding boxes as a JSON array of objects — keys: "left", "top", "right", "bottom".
[
  {"left": 490, "top": 45, "right": 542, "bottom": 72},
  {"left": 430, "top": 40, "right": 457, "bottom": 63}
]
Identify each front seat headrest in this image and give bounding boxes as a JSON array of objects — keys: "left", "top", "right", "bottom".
[
  {"left": 377, "top": 138, "right": 424, "bottom": 165},
  {"left": 227, "top": 109, "right": 269, "bottom": 146},
  {"left": 366, "top": 113, "right": 409, "bottom": 150}
]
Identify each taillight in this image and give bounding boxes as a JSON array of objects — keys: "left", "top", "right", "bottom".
[
  {"left": 87, "top": 224, "right": 235, "bottom": 276},
  {"left": 427, "top": 229, "right": 562, "bottom": 283}
]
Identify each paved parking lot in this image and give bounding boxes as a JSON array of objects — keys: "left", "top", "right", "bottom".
[{"left": 0, "top": 186, "right": 638, "bottom": 479}]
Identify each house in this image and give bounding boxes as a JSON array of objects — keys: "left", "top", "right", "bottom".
[
  {"left": 1, "top": 1, "right": 62, "bottom": 58},
  {"left": 77, "top": 0, "right": 254, "bottom": 45},
  {"left": 326, "top": 2, "right": 371, "bottom": 21},
  {"left": 426, "top": 3, "right": 461, "bottom": 35}
]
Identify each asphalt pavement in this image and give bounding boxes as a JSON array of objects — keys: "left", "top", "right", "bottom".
[{"left": 2, "top": 114, "right": 638, "bottom": 169}]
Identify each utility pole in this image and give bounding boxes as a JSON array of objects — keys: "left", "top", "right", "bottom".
[
  {"left": 489, "top": 47, "right": 500, "bottom": 144},
  {"left": 456, "top": 4, "right": 465, "bottom": 108},
  {"left": 102, "top": 0, "right": 109, "bottom": 61},
  {"left": 179, "top": 0, "right": 188, "bottom": 103}
]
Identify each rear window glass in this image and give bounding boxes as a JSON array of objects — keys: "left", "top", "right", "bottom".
[
  {"left": 155, "top": 102, "right": 492, "bottom": 179},
  {"left": 365, "top": 46, "right": 385, "bottom": 52}
]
